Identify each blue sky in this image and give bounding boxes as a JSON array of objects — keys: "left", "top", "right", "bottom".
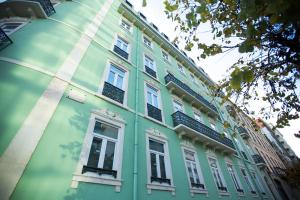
[{"left": 130, "top": 0, "right": 300, "bottom": 157}]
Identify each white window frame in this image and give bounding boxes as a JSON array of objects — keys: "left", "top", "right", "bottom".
[
  {"left": 113, "top": 35, "right": 131, "bottom": 61},
  {"left": 181, "top": 145, "right": 207, "bottom": 195},
  {"left": 207, "top": 156, "right": 229, "bottom": 195},
  {"left": 0, "top": 19, "right": 27, "bottom": 35},
  {"left": 172, "top": 97, "right": 184, "bottom": 113},
  {"left": 162, "top": 50, "right": 169, "bottom": 62},
  {"left": 71, "top": 110, "right": 126, "bottom": 192},
  {"left": 144, "top": 82, "right": 165, "bottom": 123},
  {"left": 120, "top": 18, "right": 132, "bottom": 33},
  {"left": 226, "top": 162, "right": 244, "bottom": 194},
  {"left": 146, "top": 130, "right": 175, "bottom": 195},
  {"left": 143, "top": 54, "right": 157, "bottom": 75},
  {"left": 143, "top": 35, "right": 152, "bottom": 49},
  {"left": 99, "top": 61, "right": 129, "bottom": 106},
  {"left": 240, "top": 167, "right": 256, "bottom": 195},
  {"left": 250, "top": 171, "right": 266, "bottom": 195},
  {"left": 177, "top": 63, "right": 186, "bottom": 75},
  {"left": 193, "top": 108, "right": 203, "bottom": 123},
  {"left": 209, "top": 118, "right": 217, "bottom": 131}
]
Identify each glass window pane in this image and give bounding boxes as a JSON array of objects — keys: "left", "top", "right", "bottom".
[
  {"left": 150, "top": 153, "right": 157, "bottom": 177},
  {"left": 152, "top": 95, "right": 158, "bottom": 107},
  {"left": 149, "top": 139, "right": 164, "bottom": 153},
  {"left": 93, "top": 121, "right": 118, "bottom": 139},
  {"left": 159, "top": 155, "right": 166, "bottom": 179},
  {"left": 193, "top": 163, "right": 200, "bottom": 184},
  {"left": 116, "top": 75, "right": 123, "bottom": 89},
  {"left": 147, "top": 91, "right": 152, "bottom": 104},
  {"left": 187, "top": 161, "right": 194, "bottom": 183},
  {"left": 107, "top": 71, "right": 115, "bottom": 84},
  {"left": 87, "top": 137, "right": 102, "bottom": 168},
  {"left": 103, "top": 141, "right": 115, "bottom": 170},
  {"left": 184, "top": 150, "right": 195, "bottom": 161}
]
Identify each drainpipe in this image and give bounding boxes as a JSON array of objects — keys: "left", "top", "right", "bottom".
[{"left": 133, "top": 26, "right": 140, "bottom": 200}]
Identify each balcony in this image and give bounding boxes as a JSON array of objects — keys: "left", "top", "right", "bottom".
[
  {"left": 0, "top": 0, "right": 55, "bottom": 19},
  {"left": 113, "top": 45, "right": 129, "bottom": 60},
  {"left": 237, "top": 126, "right": 250, "bottom": 139},
  {"left": 147, "top": 103, "right": 162, "bottom": 122},
  {"left": 0, "top": 28, "right": 12, "bottom": 51},
  {"left": 102, "top": 82, "right": 125, "bottom": 104},
  {"left": 82, "top": 165, "right": 117, "bottom": 178},
  {"left": 145, "top": 65, "right": 157, "bottom": 78},
  {"left": 172, "top": 111, "right": 235, "bottom": 153},
  {"left": 165, "top": 73, "right": 218, "bottom": 117},
  {"left": 151, "top": 176, "right": 171, "bottom": 185},
  {"left": 252, "top": 154, "right": 267, "bottom": 168}
]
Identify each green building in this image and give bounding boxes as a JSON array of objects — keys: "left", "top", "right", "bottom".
[{"left": 0, "top": 0, "right": 275, "bottom": 199}]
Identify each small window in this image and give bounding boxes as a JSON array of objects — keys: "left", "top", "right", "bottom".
[
  {"left": 208, "top": 157, "right": 227, "bottom": 192},
  {"left": 183, "top": 149, "right": 205, "bottom": 190},
  {"left": 107, "top": 64, "right": 126, "bottom": 89},
  {"left": 190, "top": 73, "right": 199, "bottom": 85},
  {"left": 162, "top": 51, "right": 169, "bottom": 61},
  {"left": 173, "top": 99, "right": 184, "bottom": 112},
  {"left": 227, "top": 163, "right": 243, "bottom": 193},
  {"left": 194, "top": 111, "right": 202, "bottom": 123},
  {"left": 241, "top": 168, "right": 256, "bottom": 194},
  {"left": 120, "top": 19, "right": 131, "bottom": 32},
  {"left": 209, "top": 119, "right": 216, "bottom": 131},
  {"left": 143, "top": 36, "right": 152, "bottom": 48},
  {"left": 251, "top": 172, "right": 266, "bottom": 195},
  {"left": 114, "top": 36, "right": 129, "bottom": 60},
  {"left": 144, "top": 55, "right": 157, "bottom": 78},
  {"left": 147, "top": 85, "right": 159, "bottom": 108},
  {"left": 0, "top": 22, "right": 24, "bottom": 35},
  {"left": 146, "top": 84, "right": 162, "bottom": 122},
  {"left": 177, "top": 64, "right": 186, "bottom": 75}
]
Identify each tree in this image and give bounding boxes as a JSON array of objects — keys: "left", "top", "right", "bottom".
[{"left": 163, "top": 0, "right": 300, "bottom": 128}]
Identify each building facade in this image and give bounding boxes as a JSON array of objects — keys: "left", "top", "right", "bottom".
[{"left": 0, "top": 0, "right": 279, "bottom": 199}]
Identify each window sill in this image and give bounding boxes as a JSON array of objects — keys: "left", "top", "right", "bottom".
[
  {"left": 190, "top": 188, "right": 208, "bottom": 197},
  {"left": 218, "top": 191, "right": 230, "bottom": 196},
  {"left": 144, "top": 115, "right": 167, "bottom": 128},
  {"left": 71, "top": 173, "right": 122, "bottom": 192},
  {"left": 109, "top": 50, "right": 131, "bottom": 65},
  {"left": 147, "top": 183, "right": 175, "bottom": 195}
]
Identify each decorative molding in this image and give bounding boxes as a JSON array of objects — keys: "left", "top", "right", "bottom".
[
  {"left": 91, "top": 108, "right": 125, "bottom": 124},
  {"left": 146, "top": 184, "right": 176, "bottom": 196},
  {"left": 180, "top": 139, "right": 195, "bottom": 150},
  {"left": 146, "top": 128, "right": 167, "bottom": 140}
]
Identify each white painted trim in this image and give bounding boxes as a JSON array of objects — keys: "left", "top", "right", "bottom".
[
  {"left": 142, "top": 34, "right": 153, "bottom": 50},
  {"left": 143, "top": 53, "right": 157, "bottom": 77},
  {"left": 112, "top": 34, "right": 131, "bottom": 62},
  {"left": 172, "top": 96, "right": 185, "bottom": 113},
  {"left": 207, "top": 155, "right": 228, "bottom": 194},
  {"left": 119, "top": 17, "right": 133, "bottom": 34},
  {"left": 225, "top": 160, "right": 244, "bottom": 194},
  {"left": 0, "top": 19, "right": 29, "bottom": 36}
]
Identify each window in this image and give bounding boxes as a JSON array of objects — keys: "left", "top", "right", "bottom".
[
  {"left": 173, "top": 99, "right": 184, "bottom": 112},
  {"left": 120, "top": 19, "right": 131, "bottom": 32},
  {"left": 114, "top": 36, "right": 129, "bottom": 59},
  {"left": 209, "top": 118, "right": 216, "bottom": 131},
  {"left": 183, "top": 149, "right": 205, "bottom": 190},
  {"left": 143, "top": 36, "right": 152, "bottom": 48},
  {"left": 251, "top": 172, "right": 266, "bottom": 195},
  {"left": 240, "top": 168, "right": 256, "bottom": 194},
  {"left": 223, "top": 131, "right": 229, "bottom": 138},
  {"left": 144, "top": 55, "right": 157, "bottom": 78},
  {"left": 0, "top": 22, "right": 24, "bottom": 35},
  {"left": 102, "top": 64, "right": 127, "bottom": 104},
  {"left": 162, "top": 51, "right": 169, "bottom": 61},
  {"left": 190, "top": 73, "right": 198, "bottom": 85},
  {"left": 227, "top": 163, "right": 243, "bottom": 193},
  {"left": 146, "top": 84, "right": 162, "bottom": 122},
  {"left": 72, "top": 111, "right": 125, "bottom": 191},
  {"left": 208, "top": 157, "right": 227, "bottom": 192},
  {"left": 194, "top": 111, "right": 202, "bottom": 123},
  {"left": 177, "top": 64, "right": 186, "bottom": 75}
]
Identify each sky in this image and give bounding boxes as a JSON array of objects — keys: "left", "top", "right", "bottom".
[{"left": 130, "top": 0, "right": 300, "bottom": 157}]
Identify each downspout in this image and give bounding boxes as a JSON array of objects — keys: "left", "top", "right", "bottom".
[{"left": 133, "top": 25, "right": 140, "bottom": 200}]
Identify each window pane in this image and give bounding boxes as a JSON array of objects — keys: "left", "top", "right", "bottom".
[
  {"left": 116, "top": 75, "right": 123, "bottom": 89},
  {"left": 103, "top": 141, "right": 115, "bottom": 170},
  {"left": 147, "top": 91, "right": 152, "bottom": 104},
  {"left": 107, "top": 71, "right": 115, "bottom": 85},
  {"left": 150, "top": 153, "right": 157, "bottom": 177},
  {"left": 87, "top": 137, "right": 102, "bottom": 168},
  {"left": 184, "top": 150, "right": 195, "bottom": 161},
  {"left": 152, "top": 95, "right": 158, "bottom": 107},
  {"left": 159, "top": 155, "right": 166, "bottom": 179},
  {"left": 93, "top": 121, "right": 118, "bottom": 139},
  {"left": 149, "top": 140, "right": 164, "bottom": 153},
  {"left": 187, "top": 162, "right": 194, "bottom": 183},
  {"left": 193, "top": 163, "right": 200, "bottom": 184}
]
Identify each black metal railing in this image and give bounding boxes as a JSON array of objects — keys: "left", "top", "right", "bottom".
[
  {"left": 102, "top": 82, "right": 125, "bottom": 104},
  {"left": 172, "top": 111, "right": 235, "bottom": 149},
  {"left": 237, "top": 188, "right": 244, "bottom": 193},
  {"left": 165, "top": 73, "right": 218, "bottom": 114},
  {"left": 251, "top": 190, "right": 257, "bottom": 194},
  {"left": 113, "top": 45, "right": 129, "bottom": 60},
  {"left": 32, "top": 0, "right": 56, "bottom": 16},
  {"left": 241, "top": 151, "right": 248, "bottom": 160},
  {"left": 139, "top": 12, "right": 147, "bottom": 20},
  {"left": 147, "top": 103, "right": 162, "bottom": 122},
  {"left": 252, "top": 154, "right": 266, "bottom": 165},
  {"left": 124, "top": 0, "right": 133, "bottom": 8},
  {"left": 145, "top": 65, "right": 157, "bottom": 78},
  {"left": 218, "top": 186, "right": 227, "bottom": 192},
  {"left": 191, "top": 182, "right": 205, "bottom": 189},
  {"left": 82, "top": 165, "right": 117, "bottom": 178},
  {"left": 151, "top": 176, "right": 171, "bottom": 185},
  {"left": 0, "top": 28, "right": 12, "bottom": 51}
]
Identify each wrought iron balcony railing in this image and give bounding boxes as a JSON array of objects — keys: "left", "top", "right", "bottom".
[
  {"left": 113, "top": 45, "right": 129, "bottom": 60},
  {"left": 241, "top": 151, "right": 248, "bottom": 160},
  {"left": 145, "top": 65, "right": 157, "bottom": 78},
  {"left": 252, "top": 154, "right": 267, "bottom": 168},
  {"left": 147, "top": 103, "right": 162, "bottom": 122},
  {"left": 102, "top": 82, "right": 125, "bottom": 104},
  {"left": 237, "top": 188, "right": 244, "bottom": 193},
  {"left": 82, "top": 165, "right": 117, "bottom": 178},
  {"left": 237, "top": 126, "right": 250, "bottom": 139},
  {"left": 165, "top": 73, "right": 218, "bottom": 117},
  {"left": 172, "top": 111, "right": 235, "bottom": 152},
  {"left": 0, "top": 28, "right": 12, "bottom": 51},
  {"left": 218, "top": 186, "right": 227, "bottom": 192},
  {"left": 191, "top": 182, "right": 205, "bottom": 189},
  {"left": 151, "top": 176, "right": 171, "bottom": 185},
  {"left": 32, "top": 0, "right": 55, "bottom": 16}
]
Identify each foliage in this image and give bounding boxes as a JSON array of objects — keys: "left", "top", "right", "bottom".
[
  {"left": 284, "top": 162, "right": 300, "bottom": 188},
  {"left": 163, "top": 0, "right": 300, "bottom": 128}
]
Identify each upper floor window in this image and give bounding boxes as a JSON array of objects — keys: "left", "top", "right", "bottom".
[
  {"left": 102, "top": 64, "right": 127, "bottom": 104},
  {"left": 190, "top": 73, "right": 197, "bottom": 84},
  {"left": 177, "top": 64, "right": 186, "bottom": 75},
  {"left": 143, "top": 36, "right": 152, "bottom": 48},
  {"left": 0, "top": 21, "right": 25, "bottom": 35},
  {"left": 240, "top": 168, "right": 256, "bottom": 194},
  {"left": 227, "top": 163, "right": 243, "bottom": 193},
  {"left": 162, "top": 51, "right": 169, "bottom": 61},
  {"left": 183, "top": 149, "right": 205, "bottom": 190},
  {"left": 144, "top": 55, "right": 157, "bottom": 78},
  {"left": 114, "top": 36, "right": 129, "bottom": 59},
  {"left": 251, "top": 172, "right": 265, "bottom": 195},
  {"left": 208, "top": 157, "right": 227, "bottom": 193},
  {"left": 120, "top": 19, "right": 131, "bottom": 32},
  {"left": 209, "top": 118, "right": 216, "bottom": 131},
  {"left": 194, "top": 111, "right": 202, "bottom": 123},
  {"left": 145, "top": 84, "right": 162, "bottom": 122},
  {"left": 173, "top": 99, "right": 184, "bottom": 113}
]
